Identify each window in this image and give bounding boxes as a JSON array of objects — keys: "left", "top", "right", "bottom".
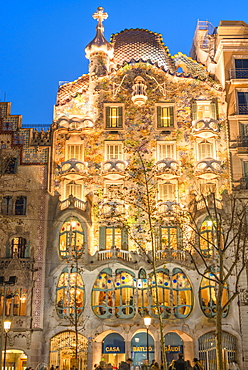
[
  {"left": 235, "top": 59, "right": 248, "bottom": 78},
  {"left": 150, "top": 268, "right": 193, "bottom": 319},
  {"left": 157, "top": 106, "right": 174, "bottom": 128},
  {"left": 244, "top": 161, "right": 248, "bottom": 178},
  {"left": 159, "top": 226, "right": 181, "bottom": 250},
  {"left": 1, "top": 157, "right": 17, "bottom": 174},
  {"left": 99, "top": 226, "right": 128, "bottom": 250},
  {"left": 137, "top": 269, "right": 150, "bottom": 317},
  {"left": 105, "top": 141, "right": 123, "bottom": 160},
  {"left": 1, "top": 196, "right": 13, "bottom": 215},
  {"left": 105, "top": 106, "right": 123, "bottom": 129},
  {"left": 59, "top": 218, "right": 85, "bottom": 259},
  {"left": 10, "top": 237, "right": 28, "bottom": 258},
  {"left": 200, "top": 271, "right": 229, "bottom": 318},
  {"left": 65, "top": 182, "right": 82, "bottom": 199},
  {"left": 200, "top": 182, "right": 216, "bottom": 196},
  {"left": 157, "top": 142, "right": 175, "bottom": 160},
  {"left": 237, "top": 92, "right": 248, "bottom": 115},
  {"left": 65, "top": 144, "right": 84, "bottom": 161},
  {"left": 199, "top": 218, "right": 215, "bottom": 257},
  {"left": 56, "top": 268, "right": 85, "bottom": 318},
  {"left": 192, "top": 101, "right": 217, "bottom": 120},
  {"left": 198, "top": 141, "right": 214, "bottom": 160},
  {"left": 0, "top": 288, "right": 27, "bottom": 316},
  {"left": 158, "top": 183, "right": 177, "bottom": 201},
  {"left": 15, "top": 196, "right": 27, "bottom": 215}
]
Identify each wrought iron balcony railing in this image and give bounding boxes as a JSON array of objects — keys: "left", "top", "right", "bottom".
[
  {"left": 229, "top": 68, "right": 248, "bottom": 79},
  {"left": 238, "top": 104, "right": 248, "bottom": 115}
]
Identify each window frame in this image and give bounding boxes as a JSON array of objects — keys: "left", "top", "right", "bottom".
[
  {"left": 104, "top": 103, "right": 124, "bottom": 130},
  {"left": 192, "top": 100, "right": 217, "bottom": 121},
  {"left": 104, "top": 141, "right": 124, "bottom": 161},
  {"left": 158, "top": 181, "right": 178, "bottom": 202},
  {"left": 99, "top": 226, "right": 128, "bottom": 251},
  {"left": 156, "top": 141, "right": 176, "bottom": 160}
]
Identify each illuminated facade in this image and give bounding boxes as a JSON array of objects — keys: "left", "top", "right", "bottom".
[{"left": 0, "top": 9, "right": 248, "bottom": 370}]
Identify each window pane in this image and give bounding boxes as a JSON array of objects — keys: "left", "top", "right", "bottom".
[
  {"left": 157, "top": 106, "right": 174, "bottom": 128},
  {"left": 106, "top": 107, "right": 123, "bottom": 128},
  {"left": 159, "top": 183, "right": 176, "bottom": 201},
  {"left": 157, "top": 143, "right": 175, "bottom": 159}
]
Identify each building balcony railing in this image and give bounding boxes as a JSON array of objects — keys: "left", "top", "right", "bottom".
[
  {"left": 229, "top": 68, "right": 248, "bottom": 79},
  {"left": 237, "top": 135, "right": 248, "bottom": 147},
  {"left": 192, "top": 118, "right": 220, "bottom": 139},
  {"left": 102, "top": 159, "right": 126, "bottom": 180},
  {"left": 100, "top": 201, "right": 125, "bottom": 217},
  {"left": 237, "top": 104, "right": 248, "bottom": 115},
  {"left": 58, "top": 159, "right": 88, "bottom": 180},
  {"left": 156, "top": 248, "right": 190, "bottom": 263},
  {"left": 194, "top": 158, "right": 222, "bottom": 179},
  {"left": 155, "top": 158, "right": 181, "bottom": 179},
  {"left": 156, "top": 201, "right": 183, "bottom": 215},
  {"left": 59, "top": 195, "right": 87, "bottom": 211},
  {"left": 97, "top": 248, "right": 133, "bottom": 262}
]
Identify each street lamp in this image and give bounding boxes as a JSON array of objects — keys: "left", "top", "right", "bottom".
[
  {"left": 3, "top": 320, "right": 11, "bottom": 370},
  {"left": 144, "top": 315, "right": 151, "bottom": 365}
]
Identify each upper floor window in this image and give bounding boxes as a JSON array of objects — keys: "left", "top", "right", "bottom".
[
  {"left": 192, "top": 101, "right": 217, "bottom": 120},
  {"left": 158, "top": 182, "right": 177, "bottom": 202},
  {"left": 15, "top": 196, "right": 27, "bottom": 215},
  {"left": 65, "top": 182, "right": 83, "bottom": 200},
  {"left": 59, "top": 217, "right": 85, "bottom": 259},
  {"left": 56, "top": 267, "right": 85, "bottom": 318},
  {"left": 65, "top": 144, "right": 84, "bottom": 162},
  {"left": 1, "top": 157, "right": 18, "bottom": 175},
  {"left": 105, "top": 141, "right": 123, "bottom": 160},
  {"left": 0, "top": 288, "right": 27, "bottom": 316},
  {"left": 197, "top": 140, "right": 215, "bottom": 160},
  {"left": 99, "top": 226, "right": 128, "bottom": 251},
  {"left": 10, "top": 237, "right": 28, "bottom": 258},
  {"left": 234, "top": 59, "right": 248, "bottom": 78},
  {"left": 2, "top": 196, "right": 13, "bottom": 215},
  {"left": 105, "top": 105, "right": 123, "bottom": 129},
  {"left": 158, "top": 226, "right": 181, "bottom": 250},
  {"left": 156, "top": 105, "right": 174, "bottom": 129},
  {"left": 237, "top": 92, "right": 248, "bottom": 115},
  {"left": 157, "top": 142, "right": 175, "bottom": 160}
]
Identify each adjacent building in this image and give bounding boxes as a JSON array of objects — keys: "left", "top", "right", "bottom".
[{"left": 1, "top": 9, "right": 248, "bottom": 370}]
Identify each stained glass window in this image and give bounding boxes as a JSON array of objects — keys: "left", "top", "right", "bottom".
[{"left": 59, "top": 218, "right": 85, "bottom": 258}]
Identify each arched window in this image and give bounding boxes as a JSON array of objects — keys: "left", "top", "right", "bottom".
[
  {"left": 137, "top": 269, "right": 150, "bottom": 316},
  {"left": 92, "top": 268, "right": 113, "bottom": 319},
  {"left": 199, "top": 271, "right": 229, "bottom": 318},
  {"left": 56, "top": 268, "right": 85, "bottom": 318},
  {"left": 151, "top": 268, "right": 193, "bottom": 319},
  {"left": 59, "top": 217, "right": 85, "bottom": 259},
  {"left": 10, "top": 237, "right": 28, "bottom": 258},
  {"left": 115, "top": 269, "right": 135, "bottom": 318},
  {"left": 200, "top": 217, "right": 217, "bottom": 256}
]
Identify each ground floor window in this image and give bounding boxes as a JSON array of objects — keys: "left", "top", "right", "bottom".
[{"left": 50, "top": 331, "right": 88, "bottom": 370}]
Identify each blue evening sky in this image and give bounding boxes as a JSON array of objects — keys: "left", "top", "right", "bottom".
[{"left": 1, "top": 0, "right": 248, "bottom": 127}]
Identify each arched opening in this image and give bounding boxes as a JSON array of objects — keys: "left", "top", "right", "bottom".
[
  {"left": 102, "top": 333, "right": 125, "bottom": 369},
  {"left": 50, "top": 331, "right": 88, "bottom": 370},
  {"left": 3, "top": 349, "right": 27, "bottom": 370},
  {"left": 164, "top": 332, "right": 183, "bottom": 365},
  {"left": 131, "top": 332, "right": 154, "bottom": 367}
]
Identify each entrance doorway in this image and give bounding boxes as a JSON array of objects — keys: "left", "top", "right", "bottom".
[
  {"left": 50, "top": 331, "right": 88, "bottom": 370},
  {"left": 1, "top": 349, "right": 27, "bottom": 370},
  {"left": 164, "top": 333, "right": 183, "bottom": 365},
  {"left": 102, "top": 333, "right": 125, "bottom": 369}
]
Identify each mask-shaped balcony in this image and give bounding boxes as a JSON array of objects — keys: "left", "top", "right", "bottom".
[
  {"left": 192, "top": 118, "right": 220, "bottom": 139},
  {"left": 195, "top": 158, "right": 222, "bottom": 179},
  {"left": 58, "top": 159, "right": 88, "bottom": 180},
  {"left": 155, "top": 158, "right": 181, "bottom": 179},
  {"left": 102, "top": 159, "right": 126, "bottom": 180},
  {"left": 100, "top": 201, "right": 125, "bottom": 218},
  {"left": 156, "top": 201, "right": 183, "bottom": 215},
  {"left": 59, "top": 194, "right": 87, "bottom": 211}
]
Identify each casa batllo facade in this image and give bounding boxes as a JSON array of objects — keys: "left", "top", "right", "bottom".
[{"left": 0, "top": 8, "right": 248, "bottom": 370}]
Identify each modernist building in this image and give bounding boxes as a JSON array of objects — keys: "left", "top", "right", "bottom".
[{"left": 0, "top": 8, "right": 248, "bottom": 370}]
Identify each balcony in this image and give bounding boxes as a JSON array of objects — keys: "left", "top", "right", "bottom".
[
  {"left": 59, "top": 195, "right": 87, "bottom": 211},
  {"left": 102, "top": 159, "right": 126, "bottom": 180},
  {"left": 229, "top": 69, "right": 248, "bottom": 79},
  {"left": 237, "top": 105, "right": 248, "bottom": 115},
  {"left": 58, "top": 159, "right": 88, "bottom": 180},
  {"left": 156, "top": 201, "right": 183, "bottom": 215},
  {"left": 195, "top": 158, "right": 222, "bottom": 179},
  {"left": 155, "top": 158, "right": 180, "bottom": 179},
  {"left": 192, "top": 118, "right": 219, "bottom": 139},
  {"left": 96, "top": 248, "right": 133, "bottom": 262},
  {"left": 100, "top": 201, "right": 125, "bottom": 218}
]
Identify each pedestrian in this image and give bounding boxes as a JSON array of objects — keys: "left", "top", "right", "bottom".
[
  {"left": 168, "top": 360, "right": 176, "bottom": 370},
  {"left": 174, "top": 354, "right": 187, "bottom": 370},
  {"left": 141, "top": 360, "right": 149, "bottom": 370},
  {"left": 106, "top": 364, "right": 113, "bottom": 370},
  {"left": 119, "top": 359, "right": 133, "bottom": 370},
  {"left": 151, "top": 362, "right": 159, "bottom": 370},
  {"left": 50, "top": 366, "right": 55, "bottom": 370},
  {"left": 186, "top": 360, "right": 193, "bottom": 370},
  {"left": 192, "top": 358, "right": 203, "bottom": 370}
]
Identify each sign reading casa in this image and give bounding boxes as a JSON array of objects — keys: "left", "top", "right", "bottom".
[{"left": 106, "top": 347, "right": 121, "bottom": 352}]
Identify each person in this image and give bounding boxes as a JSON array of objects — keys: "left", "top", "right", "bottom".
[
  {"left": 186, "top": 360, "right": 193, "bottom": 370},
  {"left": 119, "top": 359, "right": 133, "bottom": 370},
  {"left": 50, "top": 366, "right": 55, "bottom": 370},
  {"left": 192, "top": 358, "right": 203, "bottom": 370},
  {"left": 141, "top": 360, "right": 149, "bottom": 370},
  {"left": 106, "top": 364, "right": 113, "bottom": 370},
  {"left": 168, "top": 359, "right": 176, "bottom": 370},
  {"left": 151, "top": 361, "right": 159, "bottom": 370},
  {"left": 174, "top": 354, "right": 187, "bottom": 370}
]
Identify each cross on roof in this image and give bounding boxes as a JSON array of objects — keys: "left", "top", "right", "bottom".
[{"left": 92, "top": 7, "right": 108, "bottom": 26}]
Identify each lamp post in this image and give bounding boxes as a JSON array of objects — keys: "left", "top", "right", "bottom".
[
  {"left": 144, "top": 315, "right": 151, "bottom": 365},
  {"left": 3, "top": 320, "right": 11, "bottom": 370}
]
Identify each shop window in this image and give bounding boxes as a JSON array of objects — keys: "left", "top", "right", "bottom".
[
  {"left": 92, "top": 269, "right": 113, "bottom": 319},
  {"left": 10, "top": 237, "right": 28, "bottom": 258},
  {"left": 199, "top": 271, "right": 229, "bottom": 318},
  {"left": 59, "top": 217, "right": 85, "bottom": 259},
  {"left": 105, "top": 141, "right": 123, "bottom": 160},
  {"left": 158, "top": 226, "right": 181, "bottom": 250},
  {"left": 192, "top": 101, "right": 217, "bottom": 120},
  {"left": 1, "top": 196, "right": 13, "bottom": 215},
  {"left": 105, "top": 106, "right": 123, "bottom": 129},
  {"left": 0, "top": 288, "right": 27, "bottom": 316},
  {"left": 150, "top": 268, "right": 193, "bottom": 319},
  {"left": 15, "top": 196, "right": 27, "bottom": 215},
  {"left": 157, "top": 142, "right": 175, "bottom": 160},
  {"left": 157, "top": 106, "right": 174, "bottom": 129},
  {"left": 137, "top": 269, "right": 150, "bottom": 316},
  {"left": 56, "top": 268, "right": 85, "bottom": 318},
  {"left": 99, "top": 226, "right": 128, "bottom": 251}
]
